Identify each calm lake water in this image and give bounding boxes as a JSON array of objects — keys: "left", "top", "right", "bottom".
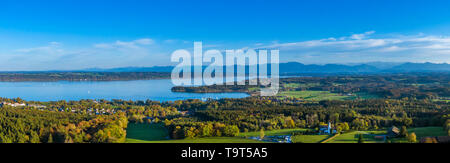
[{"left": 0, "top": 80, "right": 249, "bottom": 102}]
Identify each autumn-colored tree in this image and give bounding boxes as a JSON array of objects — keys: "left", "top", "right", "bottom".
[
  {"left": 47, "top": 134, "right": 53, "bottom": 143},
  {"left": 400, "top": 126, "right": 408, "bottom": 138},
  {"left": 29, "top": 131, "right": 40, "bottom": 143},
  {"left": 422, "top": 137, "right": 438, "bottom": 143},
  {"left": 223, "top": 125, "right": 240, "bottom": 137},
  {"left": 184, "top": 127, "right": 197, "bottom": 139},
  {"left": 408, "top": 132, "right": 417, "bottom": 143},
  {"left": 336, "top": 126, "right": 343, "bottom": 134},
  {"left": 260, "top": 128, "right": 265, "bottom": 139}
]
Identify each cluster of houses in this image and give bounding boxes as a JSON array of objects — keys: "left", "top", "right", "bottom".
[
  {"left": 59, "top": 108, "right": 117, "bottom": 115},
  {"left": 1, "top": 101, "right": 118, "bottom": 115},
  {"left": 1, "top": 102, "right": 26, "bottom": 107},
  {"left": 249, "top": 135, "right": 292, "bottom": 143},
  {"left": 1, "top": 102, "right": 46, "bottom": 108},
  {"left": 178, "top": 111, "right": 191, "bottom": 116}
]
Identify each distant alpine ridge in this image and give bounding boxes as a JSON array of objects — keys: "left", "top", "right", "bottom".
[{"left": 81, "top": 62, "right": 450, "bottom": 74}]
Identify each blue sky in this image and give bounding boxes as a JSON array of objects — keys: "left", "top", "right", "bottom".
[{"left": 1, "top": 0, "right": 450, "bottom": 70}]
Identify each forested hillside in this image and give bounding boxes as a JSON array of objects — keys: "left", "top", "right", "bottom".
[{"left": 0, "top": 106, "right": 127, "bottom": 143}]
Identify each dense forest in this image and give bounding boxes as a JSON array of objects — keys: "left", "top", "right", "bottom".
[{"left": 0, "top": 106, "right": 127, "bottom": 143}]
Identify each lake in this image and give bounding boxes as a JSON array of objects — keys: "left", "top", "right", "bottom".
[{"left": 0, "top": 79, "right": 249, "bottom": 102}]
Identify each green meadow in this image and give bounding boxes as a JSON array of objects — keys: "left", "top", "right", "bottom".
[
  {"left": 283, "top": 83, "right": 320, "bottom": 89},
  {"left": 277, "top": 90, "right": 380, "bottom": 101},
  {"left": 126, "top": 123, "right": 263, "bottom": 143},
  {"left": 126, "top": 123, "right": 446, "bottom": 143},
  {"left": 239, "top": 128, "right": 308, "bottom": 137},
  {"left": 407, "top": 127, "right": 447, "bottom": 137},
  {"left": 140, "top": 137, "right": 264, "bottom": 143},
  {"left": 292, "top": 135, "right": 330, "bottom": 143},
  {"left": 389, "top": 127, "right": 447, "bottom": 143},
  {"left": 278, "top": 91, "right": 352, "bottom": 101},
  {"left": 126, "top": 123, "right": 169, "bottom": 143},
  {"left": 327, "top": 130, "right": 386, "bottom": 143},
  {"left": 327, "top": 127, "right": 446, "bottom": 143}
]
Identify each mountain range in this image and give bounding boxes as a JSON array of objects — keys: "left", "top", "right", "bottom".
[{"left": 79, "top": 62, "right": 450, "bottom": 74}]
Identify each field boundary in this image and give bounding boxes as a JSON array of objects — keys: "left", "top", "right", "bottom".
[{"left": 320, "top": 134, "right": 340, "bottom": 143}]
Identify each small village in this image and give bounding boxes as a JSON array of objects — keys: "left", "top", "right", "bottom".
[{"left": 0, "top": 101, "right": 118, "bottom": 115}]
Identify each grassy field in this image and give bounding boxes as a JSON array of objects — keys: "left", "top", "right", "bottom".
[
  {"left": 278, "top": 91, "right": 352, "bottom": 101},
  {"left": 239, "top": 128, "right": 308, "bottom": 137},
  {"left": 327, "top": 130, "right": 386, "bottom": 143},
  {"left": 248, "top": 87, "right": 260, "bottom": 92},
  {"left": 327, "top": 127, "right": 446, "bottom": 143},
  {"left": 432, "top": 98, "right": 450, "bottom": 103},
  {"left": 390, "top": 127, "right": 448, "bottom": 143},
  {"left": 143, "top": 137, "right": 264, "bottom": 143},
  {"left": 126, "top": 123, "right": 267, "bottom": 143},
  {"left": 407, "top": 127, "right": 447, "bottom": 137},
  {"left": 283, "top": 83, "right": 320, "bottom": 89},
  {"left": 292, "top": 135, "right": 330, "bottom": 143},
  {"left": 126, "top": 123, "right": 169, "bottom": 143},
  {"left": 277, "top": 90, "right": 380, "bottom": 101},
  {"left": 354, "top": 92, "right": 381, "bottom": 99}
]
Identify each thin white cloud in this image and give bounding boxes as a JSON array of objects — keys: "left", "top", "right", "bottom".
[
  {"left": 94, "top": 38, "right": 154, "bottom": 49},
  {"left": 134, "top": 38, "right": 154, "bottom": 45},
  {"left": 260, "top": 31, "right": 450, "bottom": 64},
  {"left": 350, "top": 31, "right": 376, "bottom": 40},
  {"left": 378, "top": 46, "right": 404, "bottom": 52},
  {"left": 15, "top": 42, "right": 64, "bottom": 54},
  {"left": 93, "top": 43, "right": 113, "bottom": 49},
  {"left": 3, "top": 38, "right": 165, "bottom": 71},
  {"left": 2, "top": 33, "right": 450, "bottom": 71},
  {"left": 163, "top": 39, "right": 177, "bottom": 44}
]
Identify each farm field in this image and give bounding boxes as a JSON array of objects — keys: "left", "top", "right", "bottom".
[
  {"left": 407, "top": 127, "right": 447, "bottom": 137},
  {"left": 278, "top": 91, "right": 353, "bottom": 101},
  {"left": 283, "top": 83, "right": 320, "bottom": 89},
  {"left": 327, "top": 127, "right": 446, "bottom": 143},
  {"left": 277, "top": 90, "right": 380, "bottom": 101},
  {"left": 142, "top": 137, "right": 265, "bottom": 143},
  {"left": 126, "top": 123, "right": 169, "bottom": 143},
  {"left": 239, "top": 128, "right": 308, "bottom": 137},
  {"left": 292, "top": 135, "right": 330, "bottom": 143},
  {"left": 354, "top": 92, "right": 381, "bottom": 99},
  {"left": 327, "top": 130, "right": 386, "bottom": 143},
  {"left": 126, "top": 123, "right": 267, "bottom": 143},
  {"left": 390, "top": 127, "right": 448, "bottom": 143},
  {"left": 433, "top": 98, "right": 450, "bottom": 103}
]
